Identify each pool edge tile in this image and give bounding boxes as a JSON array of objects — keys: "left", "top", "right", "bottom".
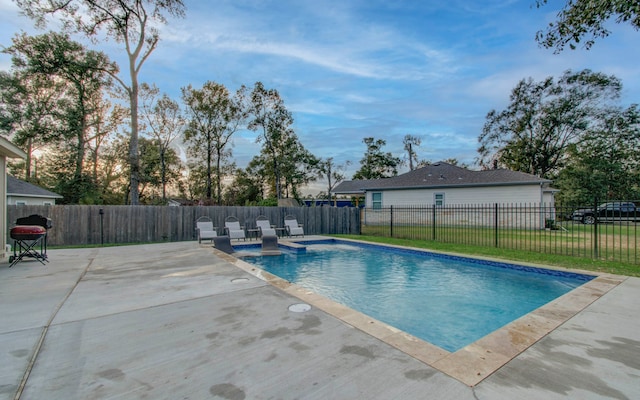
[
  {"left": 433, "top": 344, "right": 511, "bottom": 386},
  {"left": 384, "top": 331, "right": 450, "bottom": 364}
]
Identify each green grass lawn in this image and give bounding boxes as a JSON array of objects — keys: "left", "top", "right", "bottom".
[
  {"left": 361, "top": 221, "right": 639, "bottom": 267},
  {"left": 332, "top": 234, "right": 640, "bottom": 277}
]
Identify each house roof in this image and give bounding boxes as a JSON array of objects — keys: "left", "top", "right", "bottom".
[
  {"left": 7, "top": 175, "right": 63, "bottom": 199},
  {"left": 0, "top": 137, "right": 26, "bottom": 159},
  {"left": 333, "top": 162, "right": 552, "bottom": 194}
]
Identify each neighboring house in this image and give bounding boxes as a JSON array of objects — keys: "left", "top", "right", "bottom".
[
  {"left": 0, "top": 137, "right": 27, "bottom": 259},
  {"left": 7, "top": 175, "right": 63, "bottom": 205},
  {"left": 302, "top": 199, "right": 358, "bottom": 208},
  {"left": 333, "top": 162, "right": 557, "bottom": 207},
  {"left": 332, "top": 162, "right": 558, "bottom": 228}
]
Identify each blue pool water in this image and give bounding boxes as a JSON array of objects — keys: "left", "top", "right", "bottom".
[{"left": 241, "top": 240, "right": 594, "bottom": 352}]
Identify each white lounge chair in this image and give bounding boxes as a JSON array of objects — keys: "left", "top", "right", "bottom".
[
  {"left": 224, "top": 216, "right": 246, "bottom": 241},
  {"left": 256, "top": 215, "right": 277, "bottom": 237},
  {"left": 196, "top": 216, "right": 217, "bottom": 243},
  {"left": 284, "top": 215, "right": 304, "bottom": 237}
]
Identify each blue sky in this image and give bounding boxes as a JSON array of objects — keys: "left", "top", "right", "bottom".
[{"left": 1, "top": 0, "right": 638, "bottom": 194}]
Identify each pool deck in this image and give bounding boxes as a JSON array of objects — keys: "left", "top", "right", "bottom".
[{"left": 1, "top": 238, "right": 639, "bottom": 399}]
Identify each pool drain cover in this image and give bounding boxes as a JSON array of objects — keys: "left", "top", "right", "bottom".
[{"left": 288, "top": 303, "right": 311, "bottom": 313}]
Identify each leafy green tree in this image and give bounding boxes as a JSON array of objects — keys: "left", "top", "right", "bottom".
[
  {"left": 245, "top": 120, "right": 318, "bottom": 201},
  {"left": 3, "top": 32, "right": 116, "bottom": 203},
  {"left": 247, "top": 82, "right": 297, "bottom": 199},
  {"left": 37, "top": 146, "right": 101, "bottom": 204},
  {"left": 137, "top": 137, "right": 181, "bottom": 203},
  {"left": 16, "top": 0, "right": 186, "bottom": 205},
  {"left": 140, "top": 84, "right": 184, "bottom": 203},
  {"left": 478, "top": 69, "right": 622, "bottom": 178},
  {"left": 555, "top": 105, "right": 640, "bottom": 204},
  {"left": 182, "top": 82, "right": 245, "bottom": 204},
  {"left": 179, "top": 162, "right": 208, "bottom": 202},
  {"left": 9, "top": 32, "right": 114, "bottom": 185},
  {"left": 353, "top": 137, "right": 401, "bottom": 179},
  {"left": 91, "top": 133, "right": 130, "bottom": 204},
  {"left": 0, "top": 69, "right": 61, "bottom": 179},
  {"left": 280, "top": 140, "right": 320, "bottom": 200},
  {"left": 223, "top": 166, "right": 264, "bottom": 206},
  {"left": 535, "top": 0, "right": 640, "bottom": 52},
  {"left": 86, "top": 98, "right": 128, "bottom": 193}
]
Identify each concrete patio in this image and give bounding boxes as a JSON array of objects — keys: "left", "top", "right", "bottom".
[{"left": 1, "top": 240, "right": 639, "bottom": 399}]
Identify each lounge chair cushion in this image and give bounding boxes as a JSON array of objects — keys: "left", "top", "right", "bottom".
[
  {"left": 256, "top": 220, "right": 276, "bottom": 236},
  {"left": 285, "top": 219, "right": 304, "bottom": 236},
  {"left": 196, "top": 221, "right": 217, "bottom": 243},
  {"left": 225, "top": 221, "right": 246, "bottom": 240}
]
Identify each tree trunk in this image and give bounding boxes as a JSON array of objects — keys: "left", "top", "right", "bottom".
[
  {"left": 216, "top": 148, "right": 222, "bottom": 205},
  {"left": 25, "top": 139, "right": 33, "bottom": 180},
  {"left": 160, "top": 146, "right": 166, "bottom": 203},
  {"left": 206, "top": 133, "right": 212, "bottom": 200},
  {"left": 128, "top": 58, "right": 140, "bottom": 205}
]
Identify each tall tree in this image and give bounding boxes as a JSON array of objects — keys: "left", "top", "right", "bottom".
[
  {"left": 16, "top": 0, "right": 186, "bottom": 204},
  {"left": 403, "top": 134, "right": 421, "bottom": 171},
  {"left": 137, "top": 136, "right": 181, "bottom": 203},
  {"left": 140, "top": 83, "right": 184, "bottom": 203},
  {"left": 5, "top": 32, "right": 116, "bottom": 201},
  {"left": 477, "top": 69, "right": 622, "bottom": 178},
  {"left": 0, "top": 69, "right": 61, "bottom": 179},
  {"left": 353, "top": 137, "right": 401, "bottom": 179},
  {"left": 182, "top": 82, "right": 245, "bottom": 204},
  {"left": 279, "top": 139, "right": 320, "bottom": 200},
  {"left": 86, "top": 98, "right": 128, "bottom": 194},
  {"left": 535, "top": 0, "right": 640, "bottom": 52},
  {"left": 244, "top": 131, "right": 318, "bottom": 202},
  {"left": 247, "top": 82, "right": 295, "bottom": 200},
  {"left": 93, "top": 134, "right": 131, "bottom": 204},
  {"left": 3, "top": 32, "right": 116, "bottom": 203}
]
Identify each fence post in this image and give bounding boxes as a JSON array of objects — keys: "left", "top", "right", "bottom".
[
  {"left": 494, "top": 203, "right": 499, "bottom": 248},
  {"left": 593, "top": 197, "right": 599, "bottom": 259},
  {"left": 432, "top": 204, "right": 436, "bottom": 241},
  {"left": 390, "top": 205, "right": 394, "bottom": 237}
]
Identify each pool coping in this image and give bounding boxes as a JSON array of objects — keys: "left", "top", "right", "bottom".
[{"left": 214, "top": 237, "right": 626, "bottom": 387}]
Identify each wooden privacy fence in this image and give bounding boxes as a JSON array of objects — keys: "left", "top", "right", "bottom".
[{"left": 7, "top": 205, "right": 361, "bottom": 246}]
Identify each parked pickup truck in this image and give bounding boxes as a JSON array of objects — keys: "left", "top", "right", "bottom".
[{"left": 571, "top": 202, "right": 640, "bottom": 224}]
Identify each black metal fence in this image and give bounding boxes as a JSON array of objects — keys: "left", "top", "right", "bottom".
[{"left": 361, "top": 201, "right": 640, "bottom": 265}]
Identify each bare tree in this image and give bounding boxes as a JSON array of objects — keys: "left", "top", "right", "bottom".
[
  {"left": 403, "top": 134, "right": 422, "bottom": 171},
  {"left": 319, "top": 157, "right": 351, "bottom": 206}
]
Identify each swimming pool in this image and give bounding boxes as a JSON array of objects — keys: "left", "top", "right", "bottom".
[{"left": 241, "top": 240, "right": 595, "bottom": 352}]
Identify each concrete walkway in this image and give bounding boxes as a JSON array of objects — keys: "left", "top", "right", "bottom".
[{"left": 1, "top": 241, "right": 638, "bottom": 399}]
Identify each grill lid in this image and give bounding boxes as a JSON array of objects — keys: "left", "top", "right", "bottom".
[{"left": 16, "top": 214, "right": 52, "bottom": 229}]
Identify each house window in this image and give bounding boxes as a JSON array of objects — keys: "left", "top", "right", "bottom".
[
  {"left": 43, "top": 202, "right": 52, "bottom": 206},
  {"left": 16, "top": 201, "right": 26, "bottom": 206},
  {"left": 372, "top": 192, "right": 382, "bottom": 209},
  {"left": 434, "top": 193, "right": 445, "bottom": 206}
]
